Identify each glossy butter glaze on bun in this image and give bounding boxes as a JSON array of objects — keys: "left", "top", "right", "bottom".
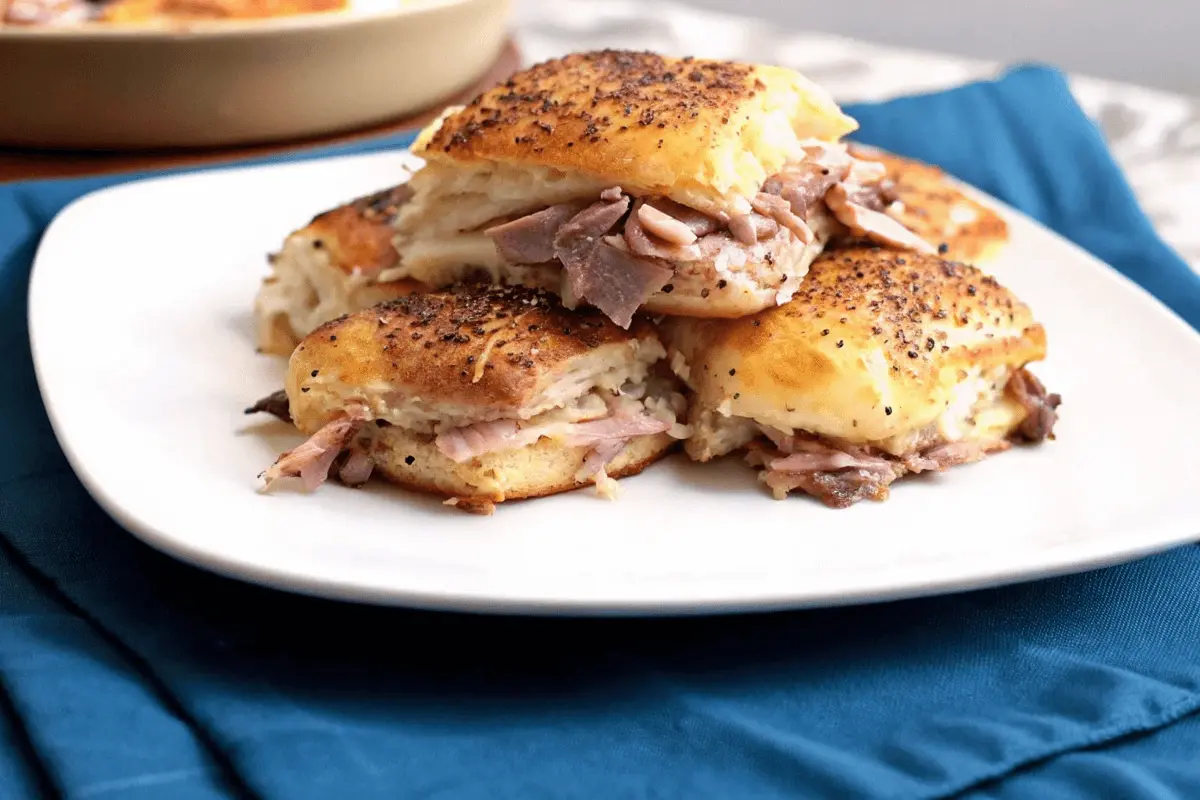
[
  {"left": 388, "top": 50, "right": 934, "bottom": 328},
  {"left": 661, "top": 247, "right": 1060, "bottom": 507},
  {"left": 413, "top": 49, "right": 858, "bottom": 216},
  {"left": 256, "top": 283, "right": 689, "bottom": 513}
]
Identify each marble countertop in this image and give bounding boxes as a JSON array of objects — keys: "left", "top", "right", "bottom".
[{"left": 513, "top": 0, "right": 1200, "bottom": 271}]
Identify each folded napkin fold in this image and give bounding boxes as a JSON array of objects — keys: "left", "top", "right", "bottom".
[{"left": 2, "top": 65, "right": 1200, "bottom": 800}]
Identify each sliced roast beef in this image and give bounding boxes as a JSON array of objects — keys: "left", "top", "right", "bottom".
[
  {"left": 764, "top": 162, "right": 851, "bottom": 221},
  {"left": 576, "top": 438, "right": 632, "bottom": 481},
  {"left": 901, "top": 441, "right": 990, "bottom": 473},
  {"left": 560, "top": 409, "right": 672, "bottom": 445},
  {"left": 337, "top": 446, "right": 375, "bottom": 487},
  {"left": 260, "top": 407, "right": 368, "bottom": 492},
  {"left": 485, "top": 202, "right": 587, "bottom": 264},
  {"left": 769, "top": 449, "right": 892, "bottom": 473},
  {"left": 637, "top": 203, "right": 699, "bottom": 245},
  {"left": 244, "top": 389, "right": 291, "bottom": 423},
  {"left": 435, "top": 419, "right": 537, "bottom": 463},
  {"left": 553, "top": 197, "right": 631, "bottom": 267},
  {"left": 837, "top": 180, "right": 895, "bottom": 213},
  {"left": 751, "top": 193, "right": 814, "bottom": 244},
  {"left": 572, "top": 242, "right": 674, "bottom": 328},
  {"left": 485, "top": 139, "right": 928, "bottom": 275},
  {"left": 727, "top": 213, "right": 779, "bottom": 245},
  {"left": 696, "top": 231, "right": 738, "bottom": 260},
  {"left": 755, "top": 430, "right": 998, "bottom": 507},
  {"left": 624, "top": 200, "right": 703, "bottom": 261},
  {"left": 552, "top": 196, "right": 671, "bottom": 328},
  {"left": 761, "top": 467, "right": 898, "bottom": 507},
  {"left": 766, "top": 436, "right": 890, "bottom": 472},
  {"left": 477, "top": 151, "right": 933, "bottom": 326},
  {"left": 643, "top": 198, "right": 720, "bottom": 238},
  {"left": 1007, "top": 368, "right": 1062, "bottom": 442},
  {"left": 825, "top": 183, "right": 935, "bottom": 253}
]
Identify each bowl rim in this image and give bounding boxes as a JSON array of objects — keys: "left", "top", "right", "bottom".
[{"left": 0, "top": 0, "right": 494, "bottom": 40}]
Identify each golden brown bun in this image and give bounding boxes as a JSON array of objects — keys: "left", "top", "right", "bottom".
[
  {"left": 305, "top": 186, "right": 412, "bottom": 277},
  {"left": 256, "top": 278, "right": 421, "bottom": 357},
  {"left": 369, "top": 424, "right": 676, "bottom": 506},
  {"left": 254, "top": 186, "right": 426, "bottom": 356},
  {"left": 661, "top": 247, "right": 1046, "bottom": 447},
  {"left": 287, "top": 283, "right": 664, "bottom": 426},
  {"left": 848, "top": 145, "right": 1009, "bottom": 264},
  {"left": 411, "top": 50, "right": 857, "bottom": 216}
]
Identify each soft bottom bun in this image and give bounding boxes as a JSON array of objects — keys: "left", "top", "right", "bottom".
[{"left": 370, "top": 425, "right": 677, "bottom": 504}]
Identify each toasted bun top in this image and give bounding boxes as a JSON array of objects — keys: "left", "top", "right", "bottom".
[
  {"left": 287, "top": 283, "right": 664, "bottom": 427},
  {"left": 848, "top": 145, "right": 1009, "bottom": 264},
  {"left": 298, "top": 185, "right": 413, "bottom": 277},
  {"left": 661, "top": 247, "right": 1047, "bottom": 444},
  {"left": 410, "top": 50, "right": 858, "bottom": 216}
]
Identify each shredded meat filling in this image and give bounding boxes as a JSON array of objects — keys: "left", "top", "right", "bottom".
[
  {"left": 259, "top": 407, "right": 368, "bottom": 492},
  {"left": 753, "top": 369, "right": 1060, "bottom": 507},
  {"left": 244, "top": 389, "right": 292, "bottom": 423},
  {"left": 752, "top": 434, "right": 991, "bottom": 508},
  {"left": 750, "top": 192, "right": 814, "bottom": 244},
  {"left": 727, "top": 213, "right": 779, "bottom": 245},
  {"left": 625, "top": 199, "right": 703, "bottom": 261},
  {"left": 486, "top": 202, "right": 587, "bottom": 265},
  {"left": 825, "top": 183, "right": 936, "bottom": 254},
  {"left": 764, "top": 160, "right": 851, "bottom": 220},
  {"left": 1007, "top": 367, "right": 1063, "bottom": 442},
  {"left": 762, "top": 467, "right": 895, "bottom": 508},
  {"left": 478, "top": 148, "right": 929, "bottom": 326}
]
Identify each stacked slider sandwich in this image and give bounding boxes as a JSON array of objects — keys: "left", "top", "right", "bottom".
[
  {"left": 658, "top": 247, "right": 1058, "bottom": 507},
  {"left": 254, "top": 185, "right": 426, "bottom": 356},
  {"left": 251, "top": 49, "right": 1059, "bottom": 512}
]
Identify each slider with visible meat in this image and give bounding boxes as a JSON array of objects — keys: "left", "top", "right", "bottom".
[
  {"left": 387, "top": 50, "right": 933, "bottom": 329},
  {"left": 256, "top": 283, "right": 689, "bottom": 513},
  {"left": 660, "top": 247, "right": 1060, "bottom": 507},
  {"left": 254, "top": 185, "right": 426, "bottom": 356}
]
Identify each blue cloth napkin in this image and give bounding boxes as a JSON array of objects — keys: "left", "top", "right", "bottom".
[{"left": 2, "top": 64, "right": 1200, "bottom": 800}]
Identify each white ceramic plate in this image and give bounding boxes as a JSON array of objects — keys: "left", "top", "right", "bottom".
[{"left": 28, "top": 151, "right": 1200, "bottom": 615}]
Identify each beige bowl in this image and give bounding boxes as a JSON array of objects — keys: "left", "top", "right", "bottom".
[{"left": 0, "top": 0, "right": 511, "bottom": 149}]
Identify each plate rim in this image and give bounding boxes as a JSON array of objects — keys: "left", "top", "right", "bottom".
[{"left": 26, "top": 149, "right": 1200, "bottom": 617}]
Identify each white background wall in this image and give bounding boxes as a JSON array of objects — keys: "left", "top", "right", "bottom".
[{"left": 663, "top": 0, "right": 1199, "bottom": 96}]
